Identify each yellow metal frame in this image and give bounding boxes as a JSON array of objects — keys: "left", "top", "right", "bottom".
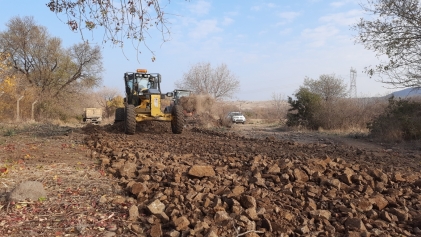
[
  {"left": 134, "top": 95, "right": 172, "bottom": 122},
  {"left": 134, "top": 113, "right": 173, "bottom": 122}
]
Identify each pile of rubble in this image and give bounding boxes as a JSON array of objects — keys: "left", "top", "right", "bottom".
[
  {"left": 85, "top": 128, "right": 421, "bottom": 236},
  {"left": 177, "top": 95, "right": 215, "bottom": 115}
]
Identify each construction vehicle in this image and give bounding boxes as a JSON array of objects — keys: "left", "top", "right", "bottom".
[
  {"left": 114, "top": 69, "right": 184, "bottom": 135},
  {"left": 164, "top": 89, "right": 193, "bottom": 114},
  {"left": 163, "top": 89, "right": 201, "bottom": 126},
  {"left": 82, "top": 108, "right": 102, "bottom": 124}
]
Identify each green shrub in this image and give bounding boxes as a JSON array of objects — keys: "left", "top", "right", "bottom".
[
  {"left": 368, "top": 97, "right": 421, "bottom": 141},
  {"left": 4, "top": 129, "right": 16, "bottom": 136},
  {"left": 286, "top": 88, "right": 322, "bottom": 129}
]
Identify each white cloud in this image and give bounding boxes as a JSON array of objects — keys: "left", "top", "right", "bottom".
[
  {"left": 187, "top": 0, "right": 211, "bottom": 16},
  {"left": 188, "top": 19, "right": 222, "bottom": 39},
  {"left": 251, "top": 3, "right": 277, "bottom": 11},
  {"left": 267, "top": 3, "right": 277, "bottom": 8},
  {"left": 330, "top": 0, "right": 360, "bottom": 8},
  {"left": 200, "top": 36, "right": 224, "bottom": 52},
  {"left": 259, "top": 30, "right": 268, "bottom": 35},
  {"left": 251, "top": 5, "right": 261, "bottom": 11},
  {"left": 225, "top": 11, "right": 239, "bottom": 17},
  {"left": 330, "top": 1, "right": 347, "bottom": 8},
  {"left": 301, "top": 25, "right": 339, "bottom": 47},
  {"left": 222, "top": 17, "right": 234, "bottom": 26},
  {"left": 277, "top": 11, "right": 301, "bottom": 25},
  {"left": 319, "top": 9, "right": 363, "bottom": 26},
  {"left": 279, "top": 11, "right": 301, "bottom": 21},
  {"left": 279, "top": 28, "right": 292, "bottom": 35}
]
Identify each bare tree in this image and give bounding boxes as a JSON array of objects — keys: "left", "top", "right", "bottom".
[
  {"left": 303, "top": 74, "right": 348, "bottom": 102},
  {"left": 176, "top": 62, "right": 240, "bottom": 99},
  {"left": 353, "top": 0, "right": 421, "bottom": 88},
  {"left": 271, "top": 92, "right": 287, "bottom": 119},
  {"left": 46, "top": 0, "right": 177, "bottom": 58},
  {"left": 53, "top": 42, "right": 103, "bottom": 97}
]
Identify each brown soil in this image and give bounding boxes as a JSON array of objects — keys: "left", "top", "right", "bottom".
[{"left": 1, "top": 122, "right": 421, "bottom": 236}]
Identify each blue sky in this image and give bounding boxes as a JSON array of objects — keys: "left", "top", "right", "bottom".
[{"left": 0, "top": 0, "right": 394, "bottom": 100}]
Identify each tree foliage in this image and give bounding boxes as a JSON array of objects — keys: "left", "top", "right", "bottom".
[
  {"left": 175, "top": 62, "right": 240, "bottom": 99},
  {"left": 0, "top": 16, "right": 103, "bottom": 121},
  {"left": 287, "top": 74, "right": 348, "bottom": 129},
  {"left": 286, "top": 88, "right": 322, "bottom": 129},
  {"left": 0, "top": 16, "right": 103, "bottom": 98},
  {"left": 353, "top": 0, "right": 421, "bottom": 87},
  {"left": 368, "top": 97, "right": 421, "bottom": 141},
  {"left": 303, "top": 74, "right": 348, "bottom": 102},
  {"left": 0, "top": 53, "right": 18, "bottom": 120},
  {"left": 46, "top": 0, "right": 176, "bottom": 57}
]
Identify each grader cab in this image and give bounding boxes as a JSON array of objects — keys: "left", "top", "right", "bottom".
[
  {"left": 164, "top": 89, "right": 193, "bottom": 114},
  {"left": 114, "top": 69, "right": 184, "bottom": 135}
]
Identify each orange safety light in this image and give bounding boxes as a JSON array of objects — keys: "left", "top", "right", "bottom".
[{"left": 137, "top": 69, "right": 147, "bottom": 73}]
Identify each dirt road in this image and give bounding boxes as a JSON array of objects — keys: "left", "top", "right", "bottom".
[{"left": 1, "top": 122, "right": 421, "bottom": 236}]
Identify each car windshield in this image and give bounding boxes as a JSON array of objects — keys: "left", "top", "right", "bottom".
[{"left": 231, "top": 112, "right": 243, "bottom": 116}]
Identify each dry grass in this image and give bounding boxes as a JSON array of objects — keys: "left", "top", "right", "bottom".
[{"left": 312, "top": 97, "right": 389, "bottom": 131}]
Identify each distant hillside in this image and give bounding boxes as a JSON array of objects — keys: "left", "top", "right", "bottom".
[{"left": 386, "top": 87, "right": 421, "bottom": 98}]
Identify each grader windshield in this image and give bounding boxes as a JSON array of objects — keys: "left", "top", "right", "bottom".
[
  {"left": 125, "top": 71, "right": 160, "bottom": 96},
  {"left": 175, "top": 90, "right": 191, "bottom": 100}
]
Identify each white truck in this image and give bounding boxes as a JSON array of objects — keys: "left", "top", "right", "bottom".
[{"left": 82, "top": 108, "right": 103, "bottom": 124}]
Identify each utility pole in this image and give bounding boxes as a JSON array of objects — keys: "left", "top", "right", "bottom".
[{"left": 350, "top": 67, "right": 357, "bottom": 98}]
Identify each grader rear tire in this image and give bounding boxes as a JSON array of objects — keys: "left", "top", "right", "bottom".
[
  {"left": 125, "top": 104, "right": 136, "bottom": 135},
  {"left": 171, "top": 105, "right": 185, "bottom": 134},
  {"left": 114, "top": 107, "right": 125, "bottom": 123}
]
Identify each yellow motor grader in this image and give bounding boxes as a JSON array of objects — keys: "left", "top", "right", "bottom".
[{"left": 114, "top": 69, "right": 184, "bottom": 135}]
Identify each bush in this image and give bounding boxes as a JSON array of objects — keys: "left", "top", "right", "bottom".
[
  {"left": 313, "top": 97, "right": 387, "bottom": 131},
  {"left": 287, "top": 87, "right": 389, "bottom": 132},
  {"left": 368, "top": 97, "right": 421, "bottom": 141},
  {"left": 286, "top": 88, "right": 322, "bottom": 129}
]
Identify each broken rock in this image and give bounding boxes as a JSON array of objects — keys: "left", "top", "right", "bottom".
[
  {"left": 147, "top": 199, "right": 166, "bottom": 215},
  {"left": 8, "top": 181, "right": 47, "bottom": 202},
  {"left": 188, "top": 165, "right": 215, "bottom": 178}
]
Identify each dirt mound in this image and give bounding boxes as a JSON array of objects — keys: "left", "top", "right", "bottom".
[
  {"left": 81, "top": 123, "right": 102, "bottom": 134},
  {"left": 178, "top": 94, "right": 215, "bottom": 114},
  {"left": 101, "top": 120, "right": 172, "bottom": 134},
  {"left": 83, "top": 126, "right": 421, "bottom": 236},
  {"left": 177, "top": 94, "right": 221, "bottom": 128}
]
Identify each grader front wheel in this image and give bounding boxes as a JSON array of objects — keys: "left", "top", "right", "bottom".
[
  {"left": 125, "top": 104, "right": 136, "bottom": 135},
  {"left": 171, "top": 105, "right": 185, "bottom": 134}
]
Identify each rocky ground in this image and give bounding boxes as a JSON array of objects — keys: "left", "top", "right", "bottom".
[{"left": 1, "top": 122, "right": 421, "bottom": 236}]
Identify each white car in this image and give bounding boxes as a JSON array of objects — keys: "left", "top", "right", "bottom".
[{"left": 227, "top": 112, "right": 246, "bottom": 124}]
